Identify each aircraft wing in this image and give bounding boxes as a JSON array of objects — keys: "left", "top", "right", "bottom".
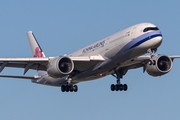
[
  {"left": 70, "top": 55, "right": 104, "bottom": 71},
  {"left": 168, "top": 55, "right": 180, "bottom": 59},
  {"left": 120, "top": 55, "right": 180, "bottom": 72},
  {"left": 131, "top": 55, "right": 180, "bottom": 63},
  {"left": 0, "top": 57, "right": 49, "bottom": 75},
  {"left": 0, "top": 75, "right": 41, "bottom": 80},
  {"left": 0, "top": 55, "right": 104, "bottom": 75}
]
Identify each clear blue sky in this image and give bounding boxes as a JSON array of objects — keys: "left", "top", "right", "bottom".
[{"left": 0, "top": 0, "right": 180, "bottom": 120}]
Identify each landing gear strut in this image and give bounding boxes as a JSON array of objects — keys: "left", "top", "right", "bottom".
[
  {"left": 147, "top": 48, "right": 157, "bottom": 65},
  {"left": 147, "top": 48, "right": 157, "bottom": 58},
  {"left": 111, "top": 69, "right": 128, "bottom": 91}
]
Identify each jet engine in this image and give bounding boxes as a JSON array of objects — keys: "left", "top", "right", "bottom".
[
  {"left": 47, "top": 56, "right": 74, "bottom": 78},
  {"left": 146, "top": 55, "right": 172, "bottom": 77}
]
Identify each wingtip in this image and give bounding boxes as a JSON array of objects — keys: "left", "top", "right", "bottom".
[{"left": 26, "top": 31, "right": 32, "bottom": 34}]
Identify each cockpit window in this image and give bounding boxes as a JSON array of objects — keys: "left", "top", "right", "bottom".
[{"left": 143, "top": 27, "right": 159, "bottom": 32}]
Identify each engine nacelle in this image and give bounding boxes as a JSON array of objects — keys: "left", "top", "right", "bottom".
[
  {"left": 146, "top": 55, "right": 172, "bottom": 77},
  {"left": 47, "top": 56, "right": 74, "bottom": 78}
]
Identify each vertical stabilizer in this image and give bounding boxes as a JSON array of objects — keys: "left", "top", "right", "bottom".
[{"left": 26, "top": 31, "right": 46, "bottom": 57}]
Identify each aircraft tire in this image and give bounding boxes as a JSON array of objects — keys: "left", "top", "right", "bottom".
[
  {"left": 123, "top": 84, "right": 128, "bottom": 91},
  {"left": 110, "top": 84, "right": 128, "bottom": 91},
  {"left": 70, "top": 85, "right": 74, "bottom": 92},
  {"left": 115, "top": 84, "right": 119, "bottom": 91},
  {"left": 73, "top": 85, "right": 78, "bottom": 92},
  {"left": 119, "top": 84, "right": 123, "bottom": 91},
  {"left": 111, "top": 84, "right": 115, "bottom": 91},
  {"left": 61, "top": 85, "right": 65, "bottom": 92},
  {"left": 65, "top": 86, "right": 70, "bottom": 92}
]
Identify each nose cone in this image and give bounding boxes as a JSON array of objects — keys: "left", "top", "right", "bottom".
[{"left": 152, "top": 33, "right": 162, "bottom": 49}]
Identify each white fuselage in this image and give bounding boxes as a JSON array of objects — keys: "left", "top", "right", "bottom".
[{"left": 33, "top": 23, "right": 162, "bottom": 86}]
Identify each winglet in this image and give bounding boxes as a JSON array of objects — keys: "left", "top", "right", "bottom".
[{"left": 26, "top": 31, "right": 46, "bottom": 57}]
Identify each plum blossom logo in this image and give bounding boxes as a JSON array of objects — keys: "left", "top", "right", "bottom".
[{"left": 34, "top": 47, "right": 43, "bottom": 57}]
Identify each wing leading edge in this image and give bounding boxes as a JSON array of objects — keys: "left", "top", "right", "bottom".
[
  {"left": 0, "top": 75, "right": 41, "bottom": 80},
  {"left": 119, "top": 55, "right": 180, "bottom": 72},
  {"left": 0, "top": 55, "right": 104, "bottom": 75}
]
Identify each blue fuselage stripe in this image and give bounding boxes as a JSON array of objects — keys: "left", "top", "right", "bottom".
[
  {"left": 130, "top": 33, "right": 162, "bottom": 49},
  {"left": 120, "top": 31, "right": 162, "bottom": 52}
]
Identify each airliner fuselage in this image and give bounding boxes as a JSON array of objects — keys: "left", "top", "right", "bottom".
[
  {"left": 1, "top": 22, "right": 174, "bottom": 92},
  {"left": 33, "top": 23, "right": 162, "bottom": 87}
]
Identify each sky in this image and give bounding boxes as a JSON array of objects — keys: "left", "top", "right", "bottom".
[{"left": 0, "top": 0, "right": 180, "bottom": 120}]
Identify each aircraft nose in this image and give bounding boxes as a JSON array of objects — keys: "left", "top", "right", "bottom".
[{"left": 152, "top": 32, "right": 162, "bottom": 48}]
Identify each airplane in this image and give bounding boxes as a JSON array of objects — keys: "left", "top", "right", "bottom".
[{"left": 0, "top": 22, "right": 179, "bottom": 92}]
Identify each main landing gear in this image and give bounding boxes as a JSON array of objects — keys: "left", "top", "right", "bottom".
[
  {"left": 61, "top": 85, "right": 78, "bottom": 92},
  {"left": 61, "top": 76, "right": 78, "bottom": 92},
  {"left": 111, "top": 69, "right": 128, "bottom": 91},
  {"left": 111, "top": 83, "right": 128, "bottom": 91}
]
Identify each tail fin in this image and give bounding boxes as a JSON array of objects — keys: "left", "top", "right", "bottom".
[{"left": 26, "top": 31, "right": 46, "bottom": 57}]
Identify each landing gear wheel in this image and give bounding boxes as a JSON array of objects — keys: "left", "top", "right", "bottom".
[
  {"left": 111, "top": 84, "right": 115, "bottom": 91},
  {"left": 65, "top": 86, "right": 70, "bottom": 92},
  {"left": 69, "top": 85, "right": 74, "bottom": 92},
  {"left": 111, "top": 68, "right": 129, "bottom": 91},
  {"left": 73, "top": 85, "right": 78, "bottom": 92},
  {"left": 123, "top": 84, "right": 128, "bottom": 91},
  {"left": 119, "top": 84, "right": 123, "bottom": 91},
  {"left": 61, "top": 85, "right": 65, "bottom": 92},
  {"left": 115, "top": 84, "right": 120, "bottom": 91},
  {"left": 110, "top": 84, "right": 128, "bottom": 91},
  {"left": 61, "top": 85, "right": 78, "bottom": 92}
]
